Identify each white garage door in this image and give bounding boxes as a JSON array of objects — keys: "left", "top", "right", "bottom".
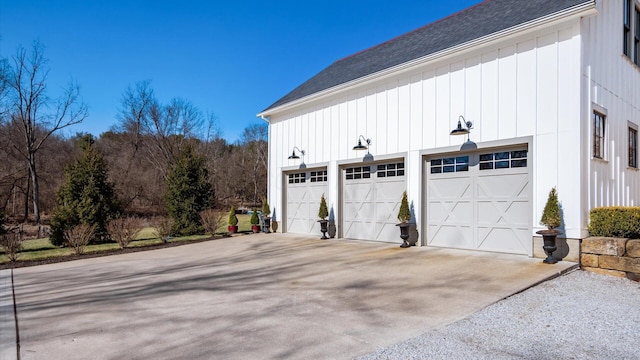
[
  {"left": 425, "top": 149, "right": 531, "bottom": 254},
  {"left": 285, "top": 169, "right": 329, "bottom": 235},
  {"left": 342, "top": 161, "right": 406, "bottom": 243}
]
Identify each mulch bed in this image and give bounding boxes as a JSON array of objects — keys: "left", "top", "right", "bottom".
[{"left": 0, "top": 235, "right": 228, "bottom": 270}]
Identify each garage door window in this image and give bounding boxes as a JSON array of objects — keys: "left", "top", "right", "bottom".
[
  {"left": 377, "top": 162, "right": 405, "bottom": 177},
  {"left": 310, "top": 170, "right": 327, "bottom": 182},
  {"left": 288, "top": 173, "right": 306, "bottom": 183},
  {"left": 346, "top": 166, "right": 371, "bottom": 180},
  {"left": 430, "top": 156, "right": 469, "bottom": 174},
  {"left": 479, "top": 150, "right": 528, "bottom": 170}
]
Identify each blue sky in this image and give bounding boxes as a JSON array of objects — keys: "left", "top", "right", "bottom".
[{"left": 0, "top": 1, "right": 480, "bottom": 143}]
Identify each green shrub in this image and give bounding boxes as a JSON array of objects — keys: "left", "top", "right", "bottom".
[
  {"left": 397, "top": 191, "right": 411, "bottom": 223},
  {"left": 318, "top": 194, "right": 328, "bottom": 220},
  {"left": 261, "top": 199, "right": 271, "bottom": 217},
  {"left": 228, "top": 207, "right": 238, "bottom": 226},
  {"left": 250, "top": 209, "right": 259, "bottom": 225},
  {"left": 588, "top": 207, "right": 640, "bottom": 238},
  {"left": 50, "top": 135, "right": 121, "bottom": 246},
  {"left": 165, "top": 145, "right": 213, "bottom": 236},
  {"left": 540, "top": 188, "right": 561, "bottom": 229}
]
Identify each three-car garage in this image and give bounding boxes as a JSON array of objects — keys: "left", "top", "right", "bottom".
[{"left": 282, "top": 145, "right": 532, "bottom": 255}]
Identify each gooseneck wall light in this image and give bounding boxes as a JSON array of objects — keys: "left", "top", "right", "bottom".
[
  {"left": 288, "top": 146, "right": 305, "bottom": 160},
  {"left": 450, "top": 115, "right": 474, "bottom": 141},
  {"left": 353, "top": 135, "right": 372, "bottom": 153}
]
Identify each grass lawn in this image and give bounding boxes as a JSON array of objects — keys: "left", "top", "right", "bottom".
[{"left": 0, "top": 214, "right": 255, "bottom": 265}]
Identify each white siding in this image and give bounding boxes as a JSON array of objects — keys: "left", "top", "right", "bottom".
[
  {"left": 267, "top": 20, "right": 585, "bottom": 241},
  {"left": 583, "top": 0, "right": 640, "bottom": 216}
]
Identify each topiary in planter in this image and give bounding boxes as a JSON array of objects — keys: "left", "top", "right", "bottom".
[
  {"left": 540, "top": 187, "right": 561, "bottom": 230},
  {"left": 261, "top": 199, "right": 271, "bottom": 217},
  {"left": 318, "top": 194, "right": 329, "bottom": 220},
  {"left": 228, "top": 206, "right": 238, "bottom": 226},
  {"left": 250, "top": 208, "right": 259, "bottom": 225},
  {"left": 397, "top": 191, "right": 411, "bottom": 223}
]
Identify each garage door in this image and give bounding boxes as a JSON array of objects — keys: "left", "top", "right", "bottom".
[
  {"left": 342, "top": 161, "right": 406, "bottom": 243},
  {"left": 425, "top": 148, "right": 531, "bottom": 254},
  {"left": 285, "top": 169, "right": 329, "bottom": 235}
]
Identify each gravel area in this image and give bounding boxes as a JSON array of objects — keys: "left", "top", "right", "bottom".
[{"left": 359, "top": 270, "right": 640, "bottom": 360}]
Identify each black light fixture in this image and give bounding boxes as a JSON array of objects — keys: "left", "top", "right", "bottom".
[
  {"left": 450, "top": 115, "right": 473, "bottom": 140},
  {"left": 353, "top": 135, "right": 372, "bottom": 152},
  {"left": 288, "top": 146, "right": 305, "bottom": 160}
]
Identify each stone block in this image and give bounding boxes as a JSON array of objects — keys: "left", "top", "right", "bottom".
[
  {"left": 581, "top": 237, "right": 627, "bottom": 256},
  {"left": 580, "top": 254, "right": 599, "bottom": 268},
  {"left": 598, "top": 255, "right": 640, "bottom": 273},
  {"left": 627, "top": 240, "right": 640, "bottom": 258},
  {"left": 582, "top": 266, "right": 626, "bottom": 278}
]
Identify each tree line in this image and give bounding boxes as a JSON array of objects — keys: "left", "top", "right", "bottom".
[{"left": 0, "top": 42, "right": 268, "bottom": 233}]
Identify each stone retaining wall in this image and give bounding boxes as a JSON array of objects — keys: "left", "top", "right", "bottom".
[{"left": 581, "top": 237, "right": 640, "bottom": 281}]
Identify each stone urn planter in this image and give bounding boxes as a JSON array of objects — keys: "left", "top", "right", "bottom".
[
  {"left": 397, "top": 222, "right": 411, "bottom": 248},
  {"left": 536, "top": 229, "right": 562, "bottom": 264},
  {"left": 538, "top": 187, "right": 563, "bottom": 264},
  {"left": 318, "top": 219, "right": 329, "bottom": 239},
  {"left": 397, "top": 191, "right": 412, "bottom": 248},
  {"left": 318, "top": 193, "right": 329, "bottom": 239}
]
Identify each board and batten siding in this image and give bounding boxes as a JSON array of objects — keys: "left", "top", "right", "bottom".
[
  {"left": 268, "top": 21, "right": 585, "bottom": 239},
  {"left": 583, "top": 0, "right": 640, "bottom": 216}
]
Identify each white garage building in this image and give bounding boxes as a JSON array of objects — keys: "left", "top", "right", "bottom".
[{"left": 258, "top": 0, "right": 640, "bottom": 259}]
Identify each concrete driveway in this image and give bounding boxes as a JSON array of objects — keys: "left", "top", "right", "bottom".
[{"left": 3, "top": 234, "right": 575, "bottom": 359}]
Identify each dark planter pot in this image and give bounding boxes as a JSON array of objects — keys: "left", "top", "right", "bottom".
[
  {"left": 397, "top": 222, "right": 411, "bottom": 248},
  {"left": 263, "top": 217, "right": 271, "bottom": 233},
  {"left": 536, "top": 229, "right": 562, "bottom": 264},
  {"left": 271, "top": 220, "right": 278, "bottom": 233},
  {"left": 228, "top": 225, "right": 238, "bottom": 234},
  {"left": 251, "top": 225, "right": 260, "bottom": 233},
  {"left": 328, "top": 219, "right": 336, "bottom": 238},
  {"left": 318, "top": 219, "right": 329, "bottom": 239}
]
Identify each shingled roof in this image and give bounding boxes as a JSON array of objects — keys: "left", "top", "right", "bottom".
[{"left": 262, "top": 0, "right": 593, "bottom": 113}]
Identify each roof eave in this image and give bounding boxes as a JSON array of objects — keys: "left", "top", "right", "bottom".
[{"left": 257, "top": 1, "right": 597, "bottom": 119}]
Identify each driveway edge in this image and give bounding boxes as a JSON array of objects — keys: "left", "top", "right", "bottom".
[{"left": 0, "top": 269, "right": 19, "bottom": 360}]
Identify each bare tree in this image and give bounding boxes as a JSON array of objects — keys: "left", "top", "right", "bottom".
[
  {"left": 241, "top": 123, "right": 268, "bottom": 205},
  {"left": 117, "top": 81, "right": 204, "bottom": 178},
  {"left": 4, "top": 42, "right": 88, "bottom": 223}
]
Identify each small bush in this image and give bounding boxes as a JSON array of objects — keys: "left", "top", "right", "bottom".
[
  {"left": 250, "top": 209, "right": 259, "bottom": 225},
  {"left": 540, "top": 188, "right": 562, "bottom": 229},
  {"left": 0, "top": 231, "right": 22, "bottom": 262},
  {"left": 64, "top": 224, "right": 96, "bottom": 255},
  {"left": 588, "top": 207, "right": 640, "bottom": 238},
  {"left": 152, "top": 217, "right": 174, "bottom": 243},
  {"left": 108, "top": 217, "right": 143, "bottom": 249},
  {"left": 261, "top": 199, "right": 270, "bottom": 217},
  {"left": 397, "top": 191, "right": 411, "bottom": 223},
  {"left": 228, "top": 207, "right": 238, "bottom": 226},
  {"left": 200, "top": 209, "right": 223, "bottom": 235},
  {"left": 318, "top": 194, "right": 328, "bottom": 220}
]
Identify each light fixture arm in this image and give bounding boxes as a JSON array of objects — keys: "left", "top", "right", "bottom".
[
  {"left": 353, "top": 135, "right": 372, "bottom": 153},
  {"left": 450, "top": 115, "right": 474, "bottom": 140},
  {"left": 288, "top": 146, "right": 306, "bottom": 160},
  {"left": 458, "top": 115, "right": 473, "bottom": 131}
]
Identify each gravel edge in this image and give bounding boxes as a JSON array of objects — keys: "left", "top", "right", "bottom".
[{"left": 358, "top": 270, "right": 640, "bottom": 360}]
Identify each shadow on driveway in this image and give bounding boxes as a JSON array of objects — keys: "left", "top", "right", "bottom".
[{"left": 10, "top": 234, "right": 575, "bottom": 360}]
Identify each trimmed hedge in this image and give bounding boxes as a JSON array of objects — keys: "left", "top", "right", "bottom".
[{"left": 588, "top": 207, "right": 640, "bottom": 238}]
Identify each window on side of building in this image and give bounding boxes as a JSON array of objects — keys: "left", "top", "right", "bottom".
[
  {"left": 593, "top": 111, "right": 606, "bottom": 159},
  {"left": 625, "top": 0, "right": 632, "bottom": 57},
  {"left": 629, "top": 125, "right": 638, "bottom": 168},
  {"left": 635, "top": 6, "right": 640, "bottom": 66}
]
